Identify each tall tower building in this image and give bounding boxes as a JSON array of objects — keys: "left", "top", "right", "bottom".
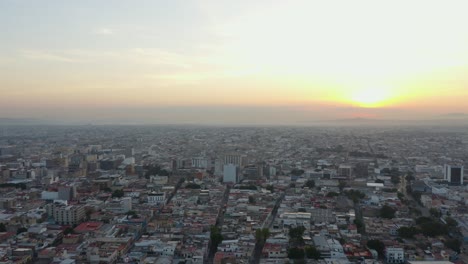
[
  {"left": 224, "top": 154, "right": 247, "bottom": 168},
  {"left": 223, "top": 164, "right": 239, "bottom": 183},
  {"left": 444, "top": 164, "right": 464, "bottom": 185}
]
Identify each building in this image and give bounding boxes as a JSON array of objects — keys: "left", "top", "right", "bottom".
[
  {"left": 147, "top": 191, "right": 166, "bottom": 205},
  {"left": 191, "top": 157, "right": 210, "bottom": 169},
  {"left": 223, "top": 164, "right": 239, "bottom": 183},
  {"left": 444, "top": 165, "right": 464, "bottom": 185},
  {"left": 106, "top": 197, "right": 132, "bottom": 214},
  {"left": 46, "top": 202, "right": 85, "bottom": 225},
  {"left": 224, "top": 154, "right": 246, "bottom": 167},
  {"left": 58, "top": 186, "right": 76, "bottom": 201},
  {"left": 337, "top": 165, "right": 353, "bottom": 179},
  {"left": 385, "top": 247, "right": 404, "bottom": 264}
]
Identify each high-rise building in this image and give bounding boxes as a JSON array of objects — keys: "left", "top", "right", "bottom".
[
  {"left": 224, "top": 154, "right": 247, "bottom": 168},
  {"left": 223, "top": 164, "right": 239, "bottom": 183},
  {"left": 46, "top": 202, "right": 85, "bottom": 225},
  {"left": 444, "top": 164, "right": 464, "bottom": 185}
]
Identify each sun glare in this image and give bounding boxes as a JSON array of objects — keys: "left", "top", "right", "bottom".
[{"left": 351, "top": 88, "right": 392, "bottom": 108}]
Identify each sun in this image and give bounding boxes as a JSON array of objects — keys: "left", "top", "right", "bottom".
[{"left": 351, "top": 88, "right": 392, "bottom": 108}]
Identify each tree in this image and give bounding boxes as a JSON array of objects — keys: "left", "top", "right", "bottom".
[
  {"left": 354, "top": 219, "right": 364, "bottom": 234},
  {"left": 339, "top": 181, "right": 347, "bottom": 192},
  {"left": 375, "top": 179, "right": 385, "bottom": 184},
  {"left": 304, "top": 180, "right": 315, "bottom": 188},
  {"left": 397, "top": 226, "right": 419, "bottom": 238},
  {"left": 288, "top": 247, "right": 305, "bottom": 259},
  {"left": 345, "top": 189, "right": 366, "bottom": 202},
  {"left": 367, "top": 239, "right": 385, "bottom": 256},
  {"left": 291, "top": 169, "right": 305, "bottom": 176},
  {"left": 0, "top": 223, "right": 6, "bottom": 232},
  {"left": 444, "top": 239, "right": 461, "bottom": 253},
  {"left": 429, "top": 208, "right": 441, "bottom": 218},
  {"left": 326, "top": 192, "right": 339, "bottom": 197},
  {"left": 445, "top": 217, "right": 458, "bottom": 227},
  {"left": 391, "top": 175, "right": 401, "bottom": 185},
  {"left": 406, "top": 172, "right": 415, "bottom": 181},
  {"left": 126, "top": 210, "right": 139, "bottom": 219},
  {"left": 63, "top": 227, "right": 75, "bottom": 235},
  {"left": 380, "top": 205, "right": 396, "bottom": 219},
  {"left": 210, "top": 226, "right": 223, "bottom": 252},
  {"left": 248, "top": 195, "right": 256, "bottom": 204},
  {"left": 111, "top": 189, "right": 124, "bottom": 198},
  {"left": 266, "top": 185, "right": 274, "bottom": 193},
  {"left": 305, "top": 246, "right": 321, "bottom": 259},
  {"left": 185, "top": 183, "right": 201, "bottom": 189},
  {"left": 289, "top": 226, "right": 306, "bottom": 245},
  {"left": 16, "top": 227, "right": 28, "bottom": 235},
  {"left": 255, "top": 228, "right": 270, "bottom": 243},
  {"left": 85, "top": 207, "right": 95, "bottom": 221},
  {"left": 419, "top": 221, "right": 448, "bottom": 237},
  {"left": 289, "top": 183, "right": 296, "bottom": 188}
]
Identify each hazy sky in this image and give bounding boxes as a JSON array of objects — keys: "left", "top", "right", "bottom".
[{"left": 1, "top": 0, "right": 468, "bottom": 124}]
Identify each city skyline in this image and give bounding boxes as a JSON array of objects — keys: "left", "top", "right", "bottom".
[{"left": 1, "top": 0, "right": 468, "bottom": 124}]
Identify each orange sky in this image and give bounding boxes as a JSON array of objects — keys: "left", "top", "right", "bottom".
[{"left": 1, "top": 0, "right": 468, "bottom": 124}]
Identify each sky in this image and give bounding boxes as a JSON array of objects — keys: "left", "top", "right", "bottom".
[{"left": 1, "top": 0, "right": 468, "bottom": 125}]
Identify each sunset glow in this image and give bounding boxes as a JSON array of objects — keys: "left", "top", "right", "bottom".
[{"left": 1, "top": 0, "right": 468, "bottom": 124}]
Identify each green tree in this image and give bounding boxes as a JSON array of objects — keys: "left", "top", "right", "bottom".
[
  {"left": 63, "top": 227, "right": 75, "bottom": 235},
  {"left": 354, "top": 219, "right": 364, "bottom": 234},
  {"left": 248, "top": 195, "right": 256, "bottom": 204},
  {"left": 16, "top": 227, "right": 28, "bottom": 235},
  {"left": 304, "top": 180, "right": 315, "bottom": 188},
  {"left": 266, "top": 185, "right": 274, "bottom": 193},
  {"left": 210, "top": 226, "right": 223, "bottom": 252},
  {"left": 126, "top": 210, "right": 139, "bottom": 218},
  {"left": 397, "top": 226, "right": 419, "bottom": 238},
  {"left": 289, "top": 226, "right": 306, "bottom": 245},
  {"left": 444, "top": 239, "right": 461, "bottom": 253},
  {"left": 429, "top": 208, "right": 441, "bottom": 218},
  {"left": 291, "top": 169, "right": 305, "bottom": 176},
  {"left": 305, "top": 246, "right": 321, "bottom": 259},
  {"left": 326, "top": 192, "right": 339, "bottom": 197},
  {"left": 288, "top": 247, "right": 305, "bottom": 259},
  {"left": 255, "top": 228, "right": 270, "bottom": 243},
  {"left": 0, "top": 223, "right": 6, "bottom": 232},
  {"left": 339, "top": 181, "right": 347, "bottom": 192},
  {"left": 185, "top": 183, "right": 201, "bottom": 189},
  {"left": 445, "top": 217, "right": 458, "bottom": 227},
  {"left": 345, "top": 189, "right": 366, "bottom": 202},
  {"left": 367, "top": 239, "right": 385, "bottom": 256},
  {"left": 380, "top": 205, "right": 396, "bottom": 219},
  {"left": 111, "top": 189, "right": 124, "bottom": 198},
  {"left": 391, "top": 175, "right": 401, "bottom": 185},
  {"left": 419, "top": 221, "right": 448, "bottom": 237}
]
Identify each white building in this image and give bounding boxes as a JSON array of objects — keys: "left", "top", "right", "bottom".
[
  {"left": 147, "top": 191, "right": 166, "bottom": 205},
  {"left": 46, "top": 203, "right": 85, "bottom": 225},
  {"left": 191, "top": 157, "right": 210, "bottom": 169},
  {"left": 106, "top": 197, "right": 132, "bottom": 214},
  {"left": 386, "top": 247, "right": 404, "bottom": 264},
  {"left": 223, "top": 164, "right": 239, "bottom": 183}
]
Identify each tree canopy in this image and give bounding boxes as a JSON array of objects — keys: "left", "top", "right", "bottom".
[{"left": 380, "top": 205, "right": 396, "bottom": 219}]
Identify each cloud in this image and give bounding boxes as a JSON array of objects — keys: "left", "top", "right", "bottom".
[
  {"left": 93, "top": 27, "right": 114, "bottom": 35},
  {"left": 20, "top": 50, "right": 87, "bottom": 63}
]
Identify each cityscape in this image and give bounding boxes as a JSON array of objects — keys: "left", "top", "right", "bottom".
[
  {"left": 0, "top": 125, "right": 466, "bottom": 264},
  {"left": 2, "top": 1, "right": 468, "bottom": 264}
]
